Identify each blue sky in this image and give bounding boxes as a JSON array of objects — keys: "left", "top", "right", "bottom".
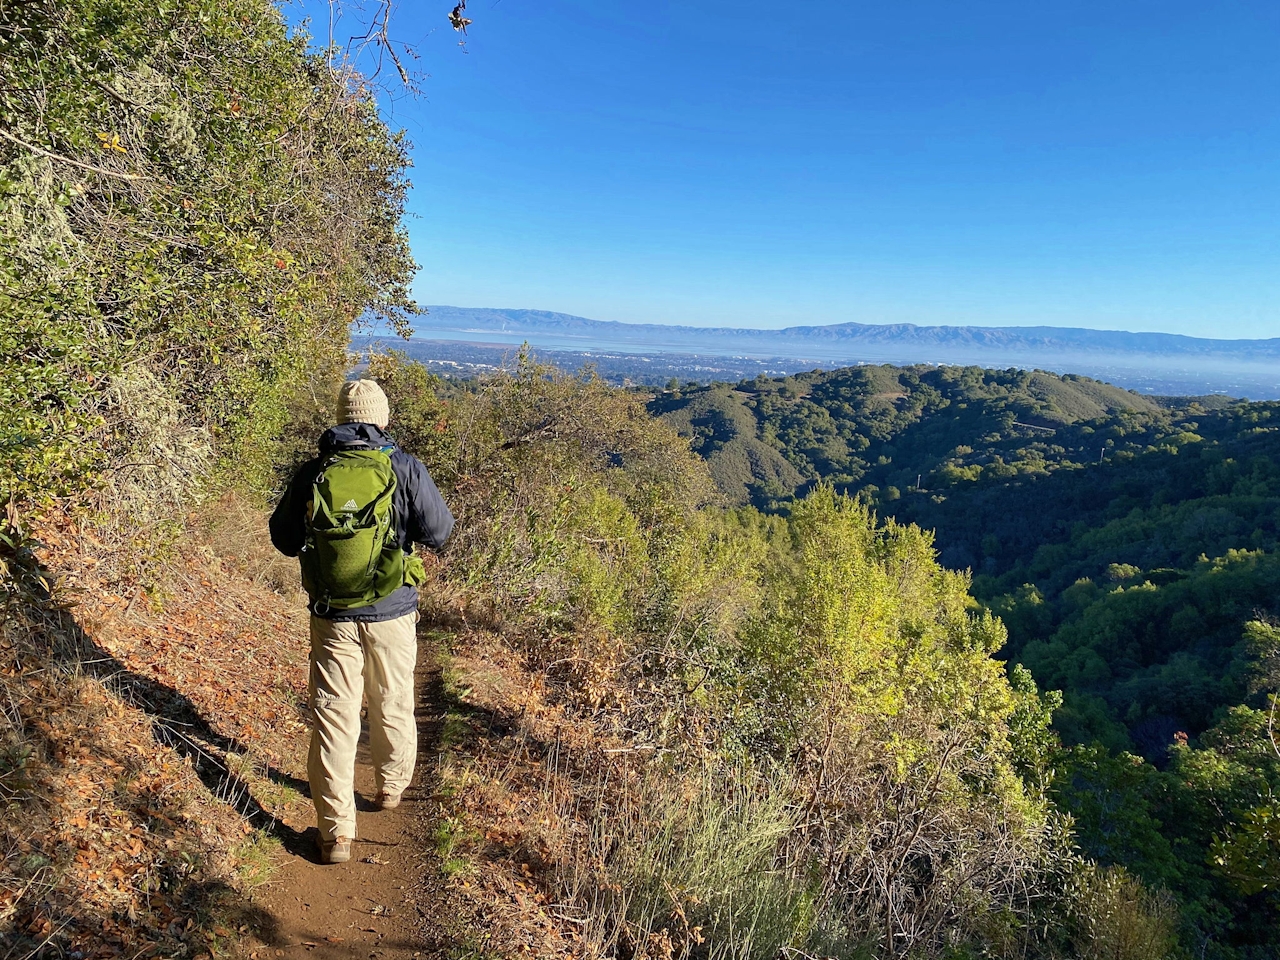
[{"left": 289, "top": 0, "right": 1280, "bottom": 338}]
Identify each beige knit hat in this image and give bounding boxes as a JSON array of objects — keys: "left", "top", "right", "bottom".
[{"left": 336, "top": 379, "right": 390, "bottom": 428}]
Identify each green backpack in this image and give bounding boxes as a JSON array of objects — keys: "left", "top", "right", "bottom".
[{"left": 299, "top": 448, "right": 424, "bottom": 612}]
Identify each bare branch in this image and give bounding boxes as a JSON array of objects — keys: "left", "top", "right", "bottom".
[{"left": 0, "top": 129, "right": 144, "bottom": 181}]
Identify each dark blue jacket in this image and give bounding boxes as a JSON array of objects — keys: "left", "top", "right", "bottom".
[{"left": 269, "top": 423, "right": 454, "bottom": 622}]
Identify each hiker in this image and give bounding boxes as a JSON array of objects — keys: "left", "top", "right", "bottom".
[{"left": 270, "top": 379, "right": 454, "bottom": 864}]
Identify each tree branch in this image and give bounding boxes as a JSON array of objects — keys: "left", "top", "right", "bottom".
[{"left": 0, "top": 129, "right": 143, "bottom": 181}]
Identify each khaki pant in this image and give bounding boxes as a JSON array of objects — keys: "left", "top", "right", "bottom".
[{"left": 307, "top": 612, "right": 418, "bottom": 842}]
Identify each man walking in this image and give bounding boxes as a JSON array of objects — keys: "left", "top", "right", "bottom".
[{"left": 270, "top": 379, "right": 453, "bottom": 864}]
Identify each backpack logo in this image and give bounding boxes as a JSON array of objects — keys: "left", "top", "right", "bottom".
[{"left": 342, "top": 499, "right": 359, "bottom": 510}]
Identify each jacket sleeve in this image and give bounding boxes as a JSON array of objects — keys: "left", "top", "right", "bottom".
[
  {"left": 401, "top": 454, "right": 455, "bottom": 550},
  {"left": 269, "top": 465, "right": 312, "bottom": 558}
]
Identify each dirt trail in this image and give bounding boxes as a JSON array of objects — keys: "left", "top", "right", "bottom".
[{"left": 254, "top": 647, "right": 454, "bottom": 959}]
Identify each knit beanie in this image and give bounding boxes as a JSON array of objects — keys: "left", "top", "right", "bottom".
[{"left": 336, "top": 379, "right": 390, "bottom": 428}]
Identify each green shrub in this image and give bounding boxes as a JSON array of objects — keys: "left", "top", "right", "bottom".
[
  {"left": 732, "top": 486, "right": 1065, "bottom": 956},
  {"left": 1067, "top": 864, "right": 1181, "bottom": 960},
  {"left": 0, "top": 0, "right": 416, "bottom": 508},
  {"left": 372, "top": 353, "right": 732, "bottom": 648}
]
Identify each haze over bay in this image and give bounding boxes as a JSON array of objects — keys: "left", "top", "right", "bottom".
[{"left": 391, "top": 306, "right": 1280, "bottom": 398}]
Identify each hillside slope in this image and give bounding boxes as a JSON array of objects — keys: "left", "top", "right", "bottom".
[
  {"left": 2, "top": 509, "right": 313, "bottom": 954},
  {"left": 650, "top": 364, "right": 1168, "bottom": 507},
  {"left": 654, "top": 385, "right": 804, "bottom": 504},
  {"left": 655, "top": 364, "right": 1280, "bottom": 751},
  {"left": 656, "top": 363, "right": 1280, "bottom": 954}
]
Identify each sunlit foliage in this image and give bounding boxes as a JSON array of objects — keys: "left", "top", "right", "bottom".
[{"left": 0, "top": 0, "right": 416, "bottom": 506}]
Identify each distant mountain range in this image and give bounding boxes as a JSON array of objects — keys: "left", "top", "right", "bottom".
[{"left": 404, "top": 306, "right": 1280, "bottom": 399}]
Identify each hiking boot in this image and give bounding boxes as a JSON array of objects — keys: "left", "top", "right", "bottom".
[
  {"left": 375, "top": 790, "right": 403, "bottom": 811},
  {"left": 320, "top": 836, "right": 353, "bottom": 864}
]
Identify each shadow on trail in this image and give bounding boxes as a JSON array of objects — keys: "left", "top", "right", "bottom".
[
  {"left": 73, "top": 624, "right": 314, "bottom": 854},
  {"left": 2, "top": 534, "right": 298, "bottom": 952},
  {"left": 2, "top": 533, "right": 482, "bottom": 957}
]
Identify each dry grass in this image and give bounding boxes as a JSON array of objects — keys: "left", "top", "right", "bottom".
[
  {"left": 1069, "top": 866, "right": 1181, "bottom": 960},
  {"left": 420, "top": 630, "right": 854, "bottom": 960},
  {"left": 191, "top": 491, "right": 304, "bottom": 597},
  {"left": 0, "top": 506, "right": 313, "bottom": 957},
  {"left": 547, "top": 763, "right": 845, "bottom": 960}
]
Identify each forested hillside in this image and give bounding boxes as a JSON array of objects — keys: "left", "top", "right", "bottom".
[
  {"left": 654, "top": 367, "right": 1279, "bottom": 745},
  {"left": 657, "top": 365, "right": 1280, "bottom": 956},
  {"left": 649, "top": 364, "right": 1214, "bottom": 507}
]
